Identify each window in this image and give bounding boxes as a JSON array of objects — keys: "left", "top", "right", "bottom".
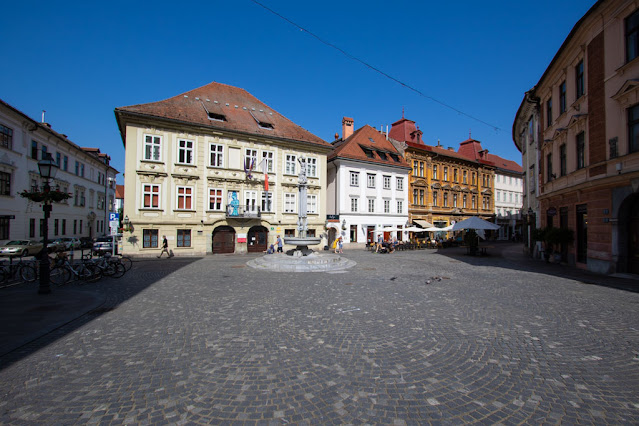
[
  {"left": 472, "top": 195, "right": 476, "bottom": 209},
  {"left": 472, "top": 172, "right": 476, "bottom": 185},
  {"left": 419, "top": 190, "right": 424, "bottom": 205},
  {"left": 610, "top": 137, "right": 619, "bottom": 159},
  {"left": 463, "top": 170, "right": 467, "bottom": 184},
  {"left": 176, "top": 186, "right": 193, "bottom": 210},
  {"left": 0, "top": 124, "right": 12, "bottom": 150},
  {"left": 0, "top": 171, "right": 10, "bottom": 196},
  {"left": 245, "top": 190, "right": 258, "bottom": 213},
  {"left": 432, "top": 165, "right": 438, "bottom": 180},
  {"left": 54, "top": 219, "right": 59, "bottom": 236},
  {"left": 0, "top": 217, "right": 9, "bottom": 240},
  {"left": 285, "top": 229, "right": 295, "bottom": 238},
  {"left": 629, "top": 104, "right": 639, "bottom": 153},
  {"left": 368, "top": 199, "right": 375, "bottom": 213},
  {"left": 576, "top": 60, "right": 584, "bottom": 99},
  {"left": 209, "top": 188, "right": 223, "bottom": 210},
  {"left": 284, "top": 193, "right": 296, "bottom": 213},
  {"left": 75, "top": 161, "right": 79, "bottom": 176},
  {"left": 626, "top": 9, "right": 639, "bottom": 62},
  {"left": 413, "top": 189, "right": 418, "bottom": 205},
  {"left": 143, "top": 229, "right": 159, "bottom": 248},
  {"left": 178, "top": 139, "right": 194, "bottom": 165},
  {"left": 546, "top": 97, "right": 553, "bottom": 127},
  {"left": 307, "top": 157, "right": 318, "bottom": 178},
  {"left": 244, "top": 148, "right": 258, "bottom": 171},
  {"left": 62, "top": 219, "right": 66, "bottom": 234},
  {"left": 78, "top": 190, "right": 85, "bottom": 206},
  {"left": 80, "top": 164, "right": 85, "bottom": 177},
  {"left": 63, "top": 156, "right": 68, "bottom": 171},
  {"left": 177, "top": 229, "right": 191, "bottom": 247},
  {"left": 397, "top": 200, "right": 403, "bottom": 214},
  {"left": 497, "top": 191, "right": 501, "bottom": 202},
  {"left": 463, "top": 195, "right": 467, "bottom": 208},
  {"left": 307, "top": 194, "right": 317, "bottom": 214},
  {"left": 560, "top": 144, "right": 567, "bottom": 176},
  {"left": 40, "top": 219, "right": 45, "bottom": 237},
  {"left": 350, "top": 172, "right": 359, "bottom": 186},
  {"left": 453, "top": 194, "right": 457, "bottom": 207},
  {"left": 79, "top": 220, "right": 83, "bottom": 234},
  {"left": 453, "top": 169, "right": 458, "bottom": 182},
  {"left": 367, "top": 174, "right": 375, "bottom": 188},
  {"left": 350, "top": 197, "right": 358, "bottom": 213},
  {"left": 396, "top": 177, "right": 404, "bottom": 191},
  {"left": 31, "top": 140, "right": 38, "bottom": 159},
  {"left": 433, "top": 191, "right": 438, "bottom": 207},
  {"left": 546, "top": 153, "right": 553, "bottom": 181},
  {"left": 73, "top": 219, "right": 77, "bottom": 234},
  {"left": 576, "top": 132, "right": 585, "bottom": 169},
  {"left": 559, "top": 81, "right": 566, "bottom": 114},
  {"left": 383, "top": 176, "right": 391, "bottom": 190},
  {"left": 262, "top": 191, "right": 273, "bottom": 212},
  {"left": 41, "top": 145, "right": 48, "bottom": 161},
  {"left": 209, "top": 144, "right": 224, "bottom": 167},
  {"left": 29, "top": 218, "right": 35, "bottom": 238},
  {"left": 384, "top": 199, "right": 390, "bottom": 213},
  {"left": 443, "top": 167, "right": 448, "bottom": 181},
  {"left": 262, "top": 151, "right": 274, "bottom": 173},
  {"left": 143, "top": 184, "right": 160, "bottom": 208},
  {"left": 144, "top": 135, "right": 162, "bottom": 161},
  {"left": 443, "top": 193, "right": 448, "bottom": 207},
  {"left": 285, "top": 154, "right": 297, "bottom": 175},
  {"left": 419, "top": 162, "right": 424, "bottom": 177},
  {"left": 413, "top": 161, "right": 418, "bottom": 176},
  {"left": 529, "top": 165, "right": 535, "bottom": 193}
]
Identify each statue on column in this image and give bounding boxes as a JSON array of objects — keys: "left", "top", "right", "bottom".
[{"left": 297, "top": 156, "right": 308, "bottom": 237}]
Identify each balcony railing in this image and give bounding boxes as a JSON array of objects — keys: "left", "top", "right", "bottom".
[{"left": 226, "top": 204, "right": 261, "bottom": 218}]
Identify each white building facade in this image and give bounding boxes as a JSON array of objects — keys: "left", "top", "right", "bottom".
[
  {"left": 494, "top": 171, "right": 524, "bottom": 240},
  {"left": 0, "top": 99, "right": 118, "bottom": 243},
  {"left": 327, "top": 121, "right": 410, "bottom": 248}
]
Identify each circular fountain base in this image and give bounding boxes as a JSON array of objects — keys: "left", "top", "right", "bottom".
[{"left": 247, "top": 252, "right": 356, "bottom": 272}]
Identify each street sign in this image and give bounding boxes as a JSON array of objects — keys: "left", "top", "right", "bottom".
[{"left": 109, "top": 213, "right": 119, "bottom": 222}]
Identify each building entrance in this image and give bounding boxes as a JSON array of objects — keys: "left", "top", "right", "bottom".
[
  {"left": 212, "top": 226, "right": 235, "bottom": 254},
  {"left": 247, "top": 226, "right": 268, "bottom": 253}
]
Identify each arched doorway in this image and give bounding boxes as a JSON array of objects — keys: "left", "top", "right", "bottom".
[
  {"left": 212, "top": 226, "right": 235, "bottom": 254},
  {"left": 247, "top": 225, "right": 268, "bottom": 253}
]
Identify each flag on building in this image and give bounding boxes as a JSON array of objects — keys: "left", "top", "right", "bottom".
[{"left": 260, "top": 158, "right": 269, "bottom": 191}]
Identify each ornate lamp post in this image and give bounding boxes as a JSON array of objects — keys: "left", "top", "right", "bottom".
[{"left": 37, "top": 155, "right": 59, "bottom": 294}]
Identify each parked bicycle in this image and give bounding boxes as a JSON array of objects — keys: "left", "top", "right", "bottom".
[
  {"left": 92, "top": 253, "right": 127, "bottom": 278},
  {"left": 0, "top": 256, "right": 38, "bottom": 285},
  {"left": 50, "top": 255, "right": 100, "bottom": 285}
]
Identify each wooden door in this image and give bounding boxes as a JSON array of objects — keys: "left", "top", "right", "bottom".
[
  {"left": 248, "top": 226, "right": 267, "bottom": 253},
  {"left": 212, "top": 227, "right": 235, "bottom": 254}
]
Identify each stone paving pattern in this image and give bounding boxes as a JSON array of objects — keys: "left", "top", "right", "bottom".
[{"left": 1, "top": 244, "right": 638, "bottom": 424}]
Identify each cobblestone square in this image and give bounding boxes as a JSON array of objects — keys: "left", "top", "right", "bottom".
[{"left": 1, "top": 244, "right": 638, "bottom": 424}]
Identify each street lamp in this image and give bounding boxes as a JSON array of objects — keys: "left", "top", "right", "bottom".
[
  {"left": 37, "top": 155, "right": 59, "bottom": 294},
  {"left": 122, "top": 215, "right": 131, "bottom": 233}
]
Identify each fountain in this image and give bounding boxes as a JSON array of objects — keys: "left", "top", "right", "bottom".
[{"left": 247, "top": 156, "right": 355, "bottom": 272}]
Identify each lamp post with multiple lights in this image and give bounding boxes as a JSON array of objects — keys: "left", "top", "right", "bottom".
[{"left": 37, "top": 155, "right": 59, "bottom": 294}]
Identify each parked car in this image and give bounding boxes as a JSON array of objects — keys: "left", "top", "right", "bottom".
[
  {"left": 59, "top": 237, "right": 81, "bottom": 250},
  {"left": 0, "top": 240, "right": 44, "bottom": 257},
  {"left": 93, "top": 236, "right": 118, "bottom": 255},
  {"left": 44, "top": 239, "right": 66, "bottom": 253},
  {"left": 79, "top": 236, "right": 94, "bottom": 249}
]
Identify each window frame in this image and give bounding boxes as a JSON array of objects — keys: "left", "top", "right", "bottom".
[
  {"left": 350, "top": 171, "right": 359, "bottom": 187},
  {"left": 306, "top": 157, "right": 318, "bottom": 178},
  {"left": 0, "top": 171, "right": 10, "bottom": 196},
  {"left": 367, "top": 173, "right": 376, "bottom": 188},
  {"left": 576, "top": 60, "right": 584, "bottom": 99},
  {"left": 546, "top": 97, "right": 553, "bottom": 128},
  {"left": 176, "top": 186, "right": 193, "bottom": 210},
  {"left": 0, "top": 124, "right": 12, "bottom": 150},
  {"left": 350, "top": 197, "right": 358, "bottom": 213},
  {"left": 307, "top": 194, "right": 317, "bottom": 214},
  {"left": 261, "top": 191, "right": 273, "bottom": 213},
  {"left": 209, "top": 143, "right": 224, "bottom": 167},
  {"left": 396, "top": 177, "right": 404, "bottom": 191},
  {"left": 177, "top": 139, "right": 195, "bottom": 165},
  {"left": 383, "top": 175, "right": 391, "bottom": 190},
  {"left": 144, "top": 134, "right": 162, "bottom": 162},
  {"left": 626, "top": 9, "right": 639, "bottom": 63},
  {"left": 209, "top": 188, "right": 224, "bottom": 211},
  {"left": 284, "top": 192, "right": 296, "bottom": 213},
  {"left": 576, "top": 132, "right": 585, "bottom": 169},
  {"left": 628, "top": 104, "right": 639, "bottom": 153},
  {"left": 142, "top": 184, "right": 161, "bottom": 209},
  {"left": 285, "top": 154, "right": 297, "bottom": 175},
  {"left": 143, "top": 229, "right": 159, "bottom": 248},
  {"left": 177, "top": 229, "right": 191, "bottom": 247}
]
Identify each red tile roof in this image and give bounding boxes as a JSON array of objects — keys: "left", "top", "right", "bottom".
[
  {"left": 115, "top": 184, "right": 125, "bottom": 199},
  {"left": 115, "top": 81, "right": 330, "bottom": 148},
  {"left": 458, "top": 138, "right": 523, "bottom": 173},
  {"left": 329, "top": 125, "right": 410, "bottom": 169}
]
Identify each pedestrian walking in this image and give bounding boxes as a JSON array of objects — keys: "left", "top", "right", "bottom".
[
  {"left": 158, "top": 235, "right": 170, "bottom": 258},
  {"left": 338, "top": 236, "right": 343, "bottom": 254},
  {"left": 276, "top": 235, "right": 283, "bottom": 253}
]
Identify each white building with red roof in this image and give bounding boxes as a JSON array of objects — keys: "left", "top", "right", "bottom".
[{"left": 327, "top": 118, "right": 411, "bottom": 248}]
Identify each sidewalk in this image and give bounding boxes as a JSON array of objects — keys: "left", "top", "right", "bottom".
[{"left": 0, "top": 285, "right": 105, "bottom": 358}]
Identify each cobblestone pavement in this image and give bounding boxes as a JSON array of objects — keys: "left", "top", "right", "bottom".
[{"left": 1, "top": 244, "right": 639, "bottom": 424}]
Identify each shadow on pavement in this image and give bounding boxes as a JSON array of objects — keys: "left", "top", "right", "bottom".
[
  {"left": 0, "top": 257, "right": 202, "bottom": 371},
  {"left": 435, "top": 241, "right": 639, "bottom": 293}
]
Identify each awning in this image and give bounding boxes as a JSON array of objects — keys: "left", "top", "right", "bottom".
[{"left": 413, "top": 219, "right": 433, "bottom": 228}]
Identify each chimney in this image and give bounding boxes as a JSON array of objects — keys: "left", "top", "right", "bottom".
[{"left": 342, "top": 117, "right": 354, "bottom": 140}]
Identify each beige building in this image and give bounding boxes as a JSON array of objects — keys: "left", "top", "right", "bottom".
[
  {"left": 513, "top": 0, "right": 639, "bottom": 273},
  {"left": 115, "top": 82, "right": 332, "bottom": 256}
]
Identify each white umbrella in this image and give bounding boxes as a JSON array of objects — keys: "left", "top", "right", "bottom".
[
  {"left": 424, "top": 227, "right": 443, "bottom": 232},
  {"left": 382, "top": 226, "right": 401, "bottom": 232},
  {"left": 404, "top": 226, "right": 426, "bottom": 232},
  {"left": 451, "top": 216, "right": 500, "bottom": 231}
]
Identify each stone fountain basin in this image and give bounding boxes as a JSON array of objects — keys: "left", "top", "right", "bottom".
[{"left": 283, "top": 237, "right": 321, "bottom": 246}]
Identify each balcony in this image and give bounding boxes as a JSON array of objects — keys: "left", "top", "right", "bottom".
[{"left": 226, "top": 204, "right": 261, "bottom": 219}]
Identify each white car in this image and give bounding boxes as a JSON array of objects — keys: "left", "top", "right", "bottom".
[{"left": 59, "top": 237, "right": 81, "bottom": 250}]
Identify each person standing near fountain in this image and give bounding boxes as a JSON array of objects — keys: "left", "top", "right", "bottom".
[{"left": 276, "top": 235, "right": 283, "bottom": 253}]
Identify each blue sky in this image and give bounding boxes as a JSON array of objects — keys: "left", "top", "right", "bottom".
[{"left": 1, "top": 1, "right": 596, "bottom": 183}]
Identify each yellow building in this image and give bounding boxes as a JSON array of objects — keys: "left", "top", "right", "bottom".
[
  {"left": 389, "top": 117, "right": 495, "bottom": 230},
  {"left": 115, "top": 82, "right": 332, "bottom": 256}
]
